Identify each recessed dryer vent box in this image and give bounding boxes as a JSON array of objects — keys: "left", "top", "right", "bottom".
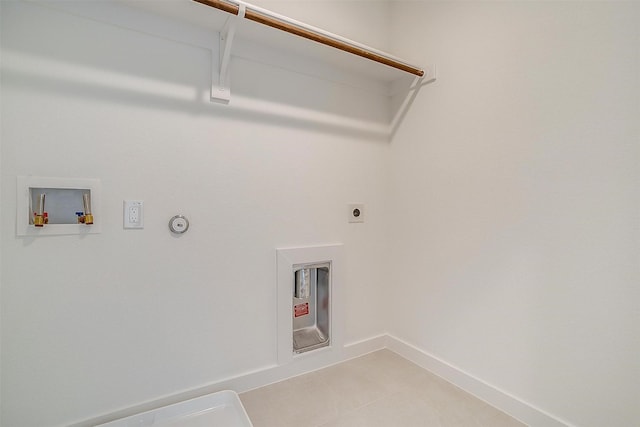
[
  {"left": 17, "top": 176, "right": 101, "bottom": 236},
  {"left": 276, "top": 244, "right": 344, "bottom": 366}
]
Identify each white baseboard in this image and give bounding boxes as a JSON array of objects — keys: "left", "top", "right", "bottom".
[
  {"left": 343, "top": 333, "right": 388, "bottom": 358},
  {"left": 385, "top": 335, "right": 573, "bottom": 427},
  {"left": 70, "top": 334, "right": 388, "bottom": 427},
  {"left": 72, "top": 333, "right": 571, "bottom": 427}
]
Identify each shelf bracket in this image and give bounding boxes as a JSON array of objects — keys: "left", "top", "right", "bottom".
[
  {"left": 211, "top": 3, "right": 245, "bottom": 103},
  {"left": 389, "top": 64, "right": 437, "bottom": 138}
]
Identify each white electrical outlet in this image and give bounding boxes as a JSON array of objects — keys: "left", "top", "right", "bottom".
[
  {"left": 124, "top": 200, "right": 144, "bottom": 229},
  {"left": 348, "top": 204, "right": 365, "bottom": 223}
]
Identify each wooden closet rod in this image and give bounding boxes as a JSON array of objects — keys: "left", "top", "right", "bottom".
[{"left": 193, "top": 0, "right": 425, "bottom": 77}]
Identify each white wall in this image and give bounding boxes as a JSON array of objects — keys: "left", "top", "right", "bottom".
[
  {"left": 389, "top": 2, "right": 640, "bottom": 427},
  {"left": 3, "top": 1, "right": 639, "bottom": 426},
  {"left": 0, "top": 1, "right": 391, "bottom": 425},
  {"left": 0, "top": 0, "right": 3, "bottom": 422}
]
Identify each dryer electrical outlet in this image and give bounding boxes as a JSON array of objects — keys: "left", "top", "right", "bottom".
[
  {"left": 348, "top": 204, "right": 365, "bottom": 223},
  {"left": 124, "top": 200, "right": 144, "bottom": 229}
]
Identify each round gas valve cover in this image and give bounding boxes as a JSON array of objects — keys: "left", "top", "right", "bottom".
[{"left": 169, "top": 215, "right": 189, "bottom": 234}]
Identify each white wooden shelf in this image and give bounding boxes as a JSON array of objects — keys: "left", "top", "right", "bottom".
[
  {"left": 117, "top": 0, "right": 432, "bottom": 84},
  {"left": 31, "top": 0, "right": 435, "bottom": 137}
]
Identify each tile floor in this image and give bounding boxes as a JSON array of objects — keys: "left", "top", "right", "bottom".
[{"left": 240, "top": 349, "right": 526, "bottom": 427}]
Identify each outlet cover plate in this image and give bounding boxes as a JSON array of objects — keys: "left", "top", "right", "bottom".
[
  {"left": 348, "top": 204, "right": 364, "bottom": 223},
  {"left": 124, "top": 200, "right": 144, "bottom": 229}
]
